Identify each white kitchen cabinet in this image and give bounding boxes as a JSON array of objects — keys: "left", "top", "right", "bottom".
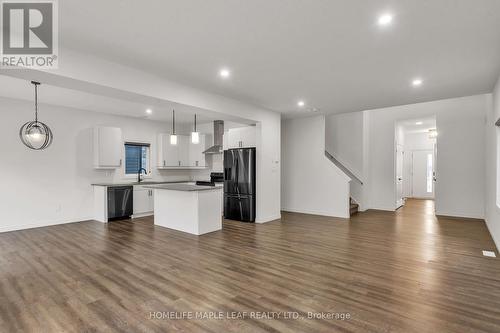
[
  {"left": 157, "top": 133, "right": 207, "bottom": 169},
  {"left": 133, "top": 185, "right": 154, "bottom": 216},
  {"left": 158, "top": 133, "right": 179, "bottom": 167},
  {"left": 93, "top": 127, "right": 123, "bottom": 168},
  {"left": 189, "top": 134, "right": 206, "bottom": 167},
  {"left": 178, "top": 135, "right": 190, "bottom": 166},
  {"left": 223, "top": 126, "right": 256, "bottom": 149},
  {"left": 165, "top": 136, "right": 181, "bottom": 167}
]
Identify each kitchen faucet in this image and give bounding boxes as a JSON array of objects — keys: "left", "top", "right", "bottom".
[{"left": 137, "top": 168, "right": 147, "bottom": 183}]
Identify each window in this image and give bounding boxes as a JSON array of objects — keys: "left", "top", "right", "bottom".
[
  {"left": 124, "top": 142, "right": 150, "bottom": 175},
  {"left": 426, "top": 153, "right": 433, "bottom": 193}
]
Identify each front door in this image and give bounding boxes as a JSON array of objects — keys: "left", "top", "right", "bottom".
[
  {"left": 396, "top": 144, "right": 404, "bottom": 208},
  {"left": 412, "top": 150, "right": 434, "bottom": 198}
]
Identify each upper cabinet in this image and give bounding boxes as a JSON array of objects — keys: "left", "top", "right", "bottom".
[
  {"left": 157, "top": 134, "right": 207, "bottom": 169},
  {"left": 223, "top": 126, "right": 256, "bottom": 150},
  {"left": 188, "top": 134, "right": 206, "bottom": 167},
  {"left": 93, "top": 127, "right": 123, "bottom": 169}
]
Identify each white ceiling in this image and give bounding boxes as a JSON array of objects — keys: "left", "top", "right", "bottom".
[
  {"left": 59, "top": 0, "right": 500, "bottom": 117},
  {"left": 0, "top": 75, "right": 251, "bottom": 124}
]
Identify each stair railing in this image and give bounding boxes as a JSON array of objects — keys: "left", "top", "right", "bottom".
[{"left": 324, "top": 150, "right": 363, "bottom": 185}]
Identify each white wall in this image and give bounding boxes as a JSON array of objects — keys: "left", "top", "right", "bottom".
[
  {"left": 367, "top": 94, "right": 487, "bottom": 218},
  {"left": 325, "top": 112, "right": 363, "bottom": 178},
  {"left": 0, "top": 97, "right": 193, "bottom": 232},
  {"left": 485, "top": 74, "right": 500, "bottom": 249},
  {"left": 281, "top": 116, "right": 350, "bottom": 218},
  {"left": 404, "top": 132, "right": 435, "bottom": 151},
  {"left": 434, "top": 97, "right": 486, "bottom": 218},
  {"left": 325, "top": 111, "right": 368, "bottom": 209}
]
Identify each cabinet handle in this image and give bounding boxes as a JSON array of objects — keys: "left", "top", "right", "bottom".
[
  {"left": 178, "top": 161, "right": 181, "bottom": 166},
  {"left": 163, "top": 160, "right": 166, "bottom": 167},
  {"left": 119, "top": 159, "right": 122, "bottom": 166},
  {"left": 196, "top": 161, "right": 199, "bottom": 166}
]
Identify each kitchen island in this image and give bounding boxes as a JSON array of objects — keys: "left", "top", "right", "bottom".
[{"left": 144, "top": 183, "right": 223, "bottom": 235}]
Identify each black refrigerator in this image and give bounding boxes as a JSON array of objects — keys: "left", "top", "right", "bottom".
[{"left": 224, "top": 148, "right": 256, "bottom": 222}]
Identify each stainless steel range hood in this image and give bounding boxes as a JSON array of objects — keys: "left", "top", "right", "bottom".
[{"left": 203, "top": 120, "right": 224, "bottom": 154}]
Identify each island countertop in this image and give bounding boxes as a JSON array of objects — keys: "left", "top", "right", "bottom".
[
  {"left": 91, "top": 180, "right": 189, "bottom": 187},
  {"left": 144, "top": 184, "right": 223, "bottom": 192}
]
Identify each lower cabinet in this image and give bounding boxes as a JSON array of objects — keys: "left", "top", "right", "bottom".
[{"left": 133, "top": 186, "right": 154, "bottom": 216}]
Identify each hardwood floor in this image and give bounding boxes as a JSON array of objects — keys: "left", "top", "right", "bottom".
[{"left": 0, "top": 199, "right": 499, "bottom": 332}]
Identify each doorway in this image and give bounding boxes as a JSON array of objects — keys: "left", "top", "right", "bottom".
[
  {"left": 396, "top": 144, "right": 404, "bottom": 207},
  {"left": 395, "top": 116, "right": 437, "bottom": 208}
]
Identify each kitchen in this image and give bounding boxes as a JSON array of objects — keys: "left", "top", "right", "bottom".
[{"left": 91, "top": 114, "right": 257, "bottom": 235}]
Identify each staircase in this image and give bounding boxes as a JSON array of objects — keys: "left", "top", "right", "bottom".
[
  {"left": 350, "top": 198, "right": 359, "bottom": 216},
  {"left": 325, "top": 151, "right": 363, "bottom": 216}
]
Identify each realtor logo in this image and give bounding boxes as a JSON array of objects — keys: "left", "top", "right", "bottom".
[{"left": 1, "top": 0, "right": 58, "bottom": 68}]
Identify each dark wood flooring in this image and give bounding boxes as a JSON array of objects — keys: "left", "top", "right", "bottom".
[{"left": 0, "top": 199, "right": 499, "bottom": 332}]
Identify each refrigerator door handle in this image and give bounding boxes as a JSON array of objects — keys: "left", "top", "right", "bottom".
[{"left": 235, "top": 154, "right": 239, "bottom": 194}]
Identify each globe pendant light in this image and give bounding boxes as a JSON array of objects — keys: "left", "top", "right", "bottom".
[
  {"left": 191, "top": 114, "right": 200, "bottom": 144},
  {"left": 170, "top": 109, "right": 177, "bottom": 145},
  {"left": 19, "top": 81, "right": 53, "bottom": 150}
]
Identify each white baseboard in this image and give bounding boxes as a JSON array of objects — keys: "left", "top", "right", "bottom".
[
  {"left": 435, "top": 210, "right": 484, "bottom": 220},
  {"left": 0, "top": 216, "right": 94, "bottom": 233},
  {"left": 485, "top": 218, "right": 500, "bottom": 252},
  {"left": 255, "top": 213, "right": 282, "bottom": 223},
  {"left": 132, "top": 212, "right": 153, "bottom": 219},
  {"left": 281, "top": 207, "right": 349, "bottom": 219},
  {"left": 368, "top": 205, "right": 396, "bottom": 212}
]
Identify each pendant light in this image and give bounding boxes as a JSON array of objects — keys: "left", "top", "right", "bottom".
[
  {"left": 19, "top": 81, "right": 53, "bottom": 150},
  {"left": 170, "top": 109, "right": 177, "bottom": 145},
  {"left": 191, "top": 114, "right": 200, "bottom": 144}
]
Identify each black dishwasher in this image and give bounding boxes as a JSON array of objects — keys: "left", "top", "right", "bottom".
[{"left": 107, "top": 186, "right": 133, "bottom": 220}]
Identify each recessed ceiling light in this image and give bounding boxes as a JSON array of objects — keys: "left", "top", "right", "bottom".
[
  {"left": 146, "top": 108, "right": 152, "bottom": 114},
  {"left": 219, "top": 68, "right": 230, "bottom": 78},
  {"left": 297, "top": 100, "right": 305, "bottom": 107},
  {"left": 378, "top": 14, "right": 393, "bottom": 26},
  {"left": 412, "top": 79, "right": 423, "bottom": 87},
  {"left": 415, "top": 121, "right": 423, "bottom": 125}
]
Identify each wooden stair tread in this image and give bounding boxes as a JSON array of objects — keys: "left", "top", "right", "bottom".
[{"left": 349, "top": 198, "right": 359, "bottom": 216}]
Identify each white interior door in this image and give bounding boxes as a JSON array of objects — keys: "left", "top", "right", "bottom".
[
  {"left": 412, "top": 150, "right": 434, "bottom": 198},
  {"left": 396, "top": 144, "right": 404, "bottom": 208}
]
